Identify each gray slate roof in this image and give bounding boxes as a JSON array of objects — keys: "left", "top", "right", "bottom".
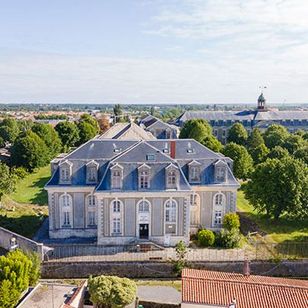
[{"left": 46, "top": 139, "right": 239, "bottom": 190}]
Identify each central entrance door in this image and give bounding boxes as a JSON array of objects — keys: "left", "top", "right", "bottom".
[{"left": 139, "top": 224, "right": 149, "bottom": 239}]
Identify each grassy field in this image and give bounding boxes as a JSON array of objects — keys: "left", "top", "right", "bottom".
[
  {"left": 237, "top": 190, "right": 308, "bottom": 244},
  {"left": 0, "top": 166, "right": 50, "bottom": 238},
  {"left": 136, "top": 280, "right": 181, "bottom": 292},
  {"left": 10, "top": 165, "right": 50, "bottom": 205}
]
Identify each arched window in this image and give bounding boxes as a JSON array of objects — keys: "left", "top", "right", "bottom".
[
  {"left": 112, "top": 200, "right": 121, "bottom": 213},
  {"left": 213, "top": 193, "right": 225, "bottom": 227},
  {"left": 165, "top": 199, "right": 177, "bottom": 223},
  {"left": 86, "top": 195, "right": 97, "bottom": 227},
  {"left": 214, "top": 193, "right": 225, "bottom": 206},
  {"left": 59, "top": 194, "right": 72, "bottom": 227},
  {"left": 138, "top": 200, "right": 150, "bottom": 212},
  {"left": 110, "top": 199, "right": 123, "bottom": 235}
]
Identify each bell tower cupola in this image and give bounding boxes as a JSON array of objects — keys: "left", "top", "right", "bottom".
[{"left": 257, "top": 92, "right": 266, "bottom": 110}]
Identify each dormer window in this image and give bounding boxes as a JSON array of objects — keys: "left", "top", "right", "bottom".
[
  {"left": 86, "top": 160, "right": 99, "bottom": 184},
  {"left": 138, "top": 164, "right": 151, "bottom": 189},
  {"left": 166, "top": 164, "right": 179, "bottom": 189},
  {"left": 110, "top": 164, "right": 123, "bottom": 189},
  {"left": 216, "top": 166, "right": 226, "bottom": 182},
  {"left": 146, "top": 154, "right": 155, "bottom": 161},
  {"left": 214, "top": 160, "right": 227, "bottom": 183},
  {"left": 188, "top": 161, "right": 201, "bottom": 183},
  {"left": 59, "top": 160, "right": 72, "bottom": 184}
]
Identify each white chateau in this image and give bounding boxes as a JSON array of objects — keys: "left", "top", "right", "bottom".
[{"left": 45, "top": 123, "right": 239, "bottom": 247}]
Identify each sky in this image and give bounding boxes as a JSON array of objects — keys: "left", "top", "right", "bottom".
[{"left": 1, "top": 0, "right": 308, "bottom": 104}]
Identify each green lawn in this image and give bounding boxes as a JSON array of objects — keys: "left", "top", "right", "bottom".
[
  {"left": 0, "top": 166, "right": 50, "bottom": 238},
  {"left": 237, "top": 190, "right": 308, "bottom": 244},
  {"left": 10, "top": 165, "right": 50, "bottom": 205},
  {"left": 135, "top": 280, "right": 181, "bottom": 292}
]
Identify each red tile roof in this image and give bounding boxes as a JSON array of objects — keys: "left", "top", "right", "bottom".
[{"left": 182, "top": 268, "right": 308, "bottom": 308}]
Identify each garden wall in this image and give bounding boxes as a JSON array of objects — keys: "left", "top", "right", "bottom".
[{"left": 42, "top": 260, "right": 308, "bottom": 279}]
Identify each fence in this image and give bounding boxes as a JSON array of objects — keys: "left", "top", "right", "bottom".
[{"left": 46, "top": 241, "right": 308, "bottom": 263}]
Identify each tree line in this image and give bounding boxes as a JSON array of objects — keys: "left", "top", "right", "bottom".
[
  {"left": 179, "top": 119, "right": 308, "bottom": 220},
  {"left": 0, "top": 114, "right": 101, "bottom": 201}
]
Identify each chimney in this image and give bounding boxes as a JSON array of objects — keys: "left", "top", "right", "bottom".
[
  {"left": 170, "top": 141, "right": 176, "bottom": 159},
  {"left": 243, "top": 259, "right": 250, "bottom": 276},
  {"left": 228, "top": 299, "right": 236, "bottom": 308}
]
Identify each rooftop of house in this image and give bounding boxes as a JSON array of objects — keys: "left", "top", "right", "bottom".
[
  {"left": 45, "top": 139, "right": 239, "bottom": 189},
  {"left": 181, "top": 268, "right": 308, "bottom": 308},
  {"left": 98, "top": 122, "right": 156, "bottom": 140},
  {"left": 140, "top": 114, "right": 178, "bottom": 130}
]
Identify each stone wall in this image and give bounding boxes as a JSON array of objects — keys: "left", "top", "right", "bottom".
[
  {"left": 0, "top": 227, "right": 44, "bottom": 259},
  {"left": 42, "top": 260, "right": 308, "bottom": 279}
]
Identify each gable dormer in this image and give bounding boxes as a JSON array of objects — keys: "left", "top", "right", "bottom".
[
  {"left": 110, "top": 163, "right": 124, "bottom": 190},
  {"left": 214, "top": 160, "right": 227, "bottom": 183},
  {"left": 165, "top": 163, "right": 179, "bottom": 190},
  {"left": 188, "top": 160, "right": 202, "bottom": 183},
  {"left": 86, "top": 160, "right": 99, "bottom": 184},
  {"left": 59, "top": 160, "right": 73, "bottom": 184},
  {"left": 138, "top": 163, "right": 151, "bottom": 189}
]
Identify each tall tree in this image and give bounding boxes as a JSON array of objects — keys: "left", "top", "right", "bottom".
[
  {"left": 283, "top": 134, "right": 306, "bottom": 154},
  {"left": 77, "top": 121, "right": 97, "bottom": 145},
  {"left": 113, "top": 104, "right": 123, "bottom": 122},
  {"left": 11, "top": 131, "right": 49, "bottom": 171},
  {"left": 55, "top": 121, "right": 79, "bottom": 150},
  {"left": 0, "top": 163, "right": 17, "bottom": 201},
  {"left": 179, "top": 119, "right": 212, "bottom": 142},
  {"left": 98, "top": 115, "right": 110, "bottom": 134},
  {"left": 263, "top": 124, "right": 289, "bottom": 149},
  {"left": 202, "top": 135, "right": 223, "bottom": 152},
  {"left": 32, "top": 123, "right": 62, "bottom": 159},
  {"left": 249, "top": 143, "right": 269, "bottom": 165},
  {"left": 227, "top": 123, "right": 248, "bottom": 145},
  {"left": 245, "top": 157, "right": 308, "bottom": 219},
  {"left": 223, "top": 142, "right": 254, "bottom": 179},
  {"left": 79, "top": 114, "right": 100, "bottom": 133},
  {"left": 0, "top": 118, "right": 20, "bottom": 143},
  {"left": 294, "top": 146, "right": 308, "bottom": 164},
  {"left": 247, "top": 128, "right": 264, "bottom": 149},
  {"left": 267, "top": 146, "right": 290, "bottom": 160}
]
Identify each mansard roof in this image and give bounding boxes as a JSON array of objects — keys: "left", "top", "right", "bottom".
[{"left": 45, "top": 138, "right": 239, "bottom": 189}]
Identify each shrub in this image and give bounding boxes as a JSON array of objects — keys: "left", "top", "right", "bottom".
[
  {"left": 197, "top": 229, "right": 215, "bottom": 247},
  {"left": 216, "top": 229, "right": 241, "bottom": 249},
  {"left": 13, "top": 167, "right": 28, "bottom": 180},
  {"left": 222, "top": 213, "right": 240, "bottom": 231},
  {"left": 173, "top": 240, "right": 188, "bottom": 276},
  {"left": 88, "top": 275, "right": 136, "bottom": 308}
]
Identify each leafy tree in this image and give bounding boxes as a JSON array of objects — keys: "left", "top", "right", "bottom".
[
  {"left": 267, "top": 146, "right": 289, "bottom": 160},
  {"left": 244, "top": 157, "right": 308, "bottom": 219},
  {"left": 0, "top": 163, "right": 17, "bottom": 201},
  {"left": 283, "top": 134, "right": 306, "bottom": 154},
  {"left": 173, "top": 240, "right": 188, "bottom": 275},
  {"left": 88, "top": 275, "right": 137, "bottom": 308},
  {"left": 227, "top": 123, "right": 248, "bottom": 145},
  {"left": 294, "top": 146, "right": 308, "bottom": 164},
  {"left": 202, "top": 135, "right": 223, "bottom": 152},
  {"left": 32, "top": 123, "right": 62, "bottom": 159},
  {"left": 55, "top": 121, "right": 79, "bottom": 149},
  {"left": 222, "top": 213, "right": 240, "bottom": 231},
  {"left": 197, "top": 229, "right": 215, "bottom": 247},
  {"left": 77, "top": 121, "right": 97, "bottom": 145},
  {"left": 179, "top": 119, "right": 212, "bottom": 142},
  {"left": 0, "top": 118, "right": 20, "bottom": 143},
  {"left": 113, "top": 104, "right": 123, "bottom": 123},
  {"left": 11, "top": 131, "right": 49, "bottom": 171},
  {"left": 263, "top": 124, "right": 289, "bottom": 149},
  {"left": 79, "top": 114, "right": 100, "bottom": 133},
  {"left": 222, "top": 142, "right": 254, "bottom": 179},
  {"left": 247, "top": 128, "right": 264, "bottom": 149},
  {"left": 98, "top": 115, "right": 110, "bottom": 134},
  {"left": 216, "top": 228, "right": 241, "bottom": 249},
  {"left": 249, "top": 143, "right": 269, "bottom": 165}
]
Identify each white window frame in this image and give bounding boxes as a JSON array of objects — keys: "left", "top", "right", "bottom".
[
  {"left": 59, "top": 193, "right": 73, "bottom": 228},
  {"left": 139, "top": 169, "right": 150, "bottom": 189},
  {"left": 212, "top": 193, "right": 226, "bottom": 227},
  {"left": 111, "top": 168, "right": 123, "bottom": 189},
  {"left": 110, "top": 199, "right": 123, "bottom": 236},
  {"left": 164, "top": 199, "right": 178, "bottom": 235},
  {"left": 86, "top": 194, "right": 97, "bottom": 227}
]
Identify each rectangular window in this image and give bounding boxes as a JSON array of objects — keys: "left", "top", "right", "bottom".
[
  {"left": 61, "top": 168, "right": 70, "bottom": 181},
  {"left": 111, "top": 170, "right": 122, "bottom": 189},
  {"left": 113, "top": 218, "right": 121, "bottom": 234},
  {"left": 113, "top": 201, "right": 121, "bottom": 213},
  {"left": 214, "top": 211, "right": 222, "bottom": 225},
  {"left": 140, "top": 171, "right": 149, "bottom": 189},
  {"left": 63, "top": 211, "right": 70, "bottom": 226},
  {"left": 88, "top": 167, "right": 97, "bottom": 182},
  {"left": 146, "top": 154, "right": 155, "bottom": 161},
  {"left": 190, "top": 166, "right": 200, "bottom": 182},
  {"left": 88, "top": 211, "right": 96, "bottom": 226}
]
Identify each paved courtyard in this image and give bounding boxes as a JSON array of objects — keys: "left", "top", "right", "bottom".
[{"left": 138, "top": 286, "right": 181, "bottom": 305}]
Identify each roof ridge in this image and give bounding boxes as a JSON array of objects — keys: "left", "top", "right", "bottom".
[{"left": 182, "top": 276, "right": 308, "bottom": 290}]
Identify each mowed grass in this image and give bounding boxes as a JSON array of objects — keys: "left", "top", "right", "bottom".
[
  {"left": 0, "top": 166, "right": 51, "bottom": 238},
  {"left": 135, "top": 280, "right": 181, "bottom": 292},
  {"left": 10, "top": 165, "right": 50, "bottom": 205},
  {"left": 237, "top": 190, "right": 308, "bottom": 244}
]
